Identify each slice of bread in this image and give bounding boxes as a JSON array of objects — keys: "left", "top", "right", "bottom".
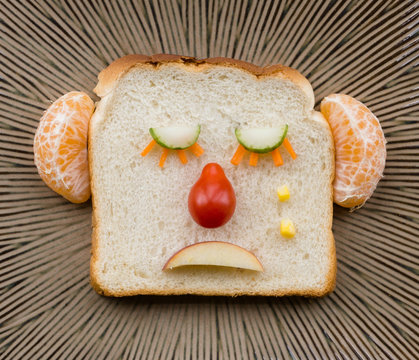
[{"left": 89, "top": 54, "right": 336, "bottom": 296}]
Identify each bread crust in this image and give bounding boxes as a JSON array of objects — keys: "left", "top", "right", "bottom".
[
  {"left": 90, "top": 55, "right": 335, "bottom": 297},
  {"left": 88, "top": 95, "right": 107, "bottom": 296},
  {"left": 93, "top": 54, "right": 315, "bottom": 109},
  {"left": 312, "top": 111, "right": 337, "bottom": 296}
]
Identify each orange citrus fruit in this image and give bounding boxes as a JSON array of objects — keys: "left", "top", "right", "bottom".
[
  {"left": 34, "top": 91, "right": 95, "bottom": 203},
  {"left": 320, "top": 94, "right": 386, "bottom": 208}
]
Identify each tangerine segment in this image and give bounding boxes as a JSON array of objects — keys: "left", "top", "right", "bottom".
[
  {"left": 34, "top": 91, "right": 95, "bottom": 203},
  {"left": 320, "top": 94, "right": 386, "bottom": 208}
]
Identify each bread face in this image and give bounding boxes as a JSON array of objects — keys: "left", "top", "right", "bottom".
[{"left": 89, "top": 55, "right": 336, "bottom": 296}]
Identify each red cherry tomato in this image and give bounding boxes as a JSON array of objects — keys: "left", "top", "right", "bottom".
[{"left": 188, "top": 163, "right": 236, "bottom": 228}]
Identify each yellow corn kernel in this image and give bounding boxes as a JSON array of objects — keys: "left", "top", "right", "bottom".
[
  {"left": 277, "top": 185, "right": 290, "bottom": 202},
  {"left": 280, "top": 219, "right": 296, "bottom": 238}
]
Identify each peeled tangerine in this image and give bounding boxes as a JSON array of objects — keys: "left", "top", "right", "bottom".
[
  {"left": 34, "top": 92, "right": 95, "bottom": 203},
  {"left": 320, "top": 94, "right": 386, "bottom": 208}
]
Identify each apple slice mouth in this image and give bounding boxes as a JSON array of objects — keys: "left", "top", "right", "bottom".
[{"left": 162, "top": 241, "right": 264, "bottom": 272}]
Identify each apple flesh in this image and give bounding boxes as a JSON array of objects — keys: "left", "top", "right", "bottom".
[{"left": 163, "top": 241, "right": 263, "bottom": 272}]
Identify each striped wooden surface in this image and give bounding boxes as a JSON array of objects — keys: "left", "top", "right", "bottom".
[{"left": 1, "top": 0, "right": 418, "bottom": 358}]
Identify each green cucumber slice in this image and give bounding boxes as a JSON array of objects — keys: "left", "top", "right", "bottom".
[
  {"left": 235, "top": 125, "right": 288, "bottom": 153},
  {"left": 149, "top": 125, "right": 201, "bottom": 150}
]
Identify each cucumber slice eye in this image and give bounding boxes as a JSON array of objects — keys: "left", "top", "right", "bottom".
[
  {"left": 235, "top": 125, "right": 288, "bottom": 153},
  {"left": 149, "top": 125, "right": 201, "bottom": 150}
]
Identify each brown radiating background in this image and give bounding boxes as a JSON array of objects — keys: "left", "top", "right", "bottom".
[{"left": 1, "top": 0, "right": 418, "bottom": 358}]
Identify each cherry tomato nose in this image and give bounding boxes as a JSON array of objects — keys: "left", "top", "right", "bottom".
[{"left": 188, "top": 163, "right": 236, "bottom": 228}]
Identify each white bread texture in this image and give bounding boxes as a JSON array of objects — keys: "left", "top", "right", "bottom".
[{"left": 89, "top": 55, "right": 336, "bottom": 297}]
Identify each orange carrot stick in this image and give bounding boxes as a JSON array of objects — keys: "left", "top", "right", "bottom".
[
  {"left": 189, "top": 143, "right": 204, "bottom": 157},
  {"left": 249, "top": 152, "right": 258, "bottom": 166},
  {"left": 159, "top": 148, "right": 169, "bottom": 167},
  {"left": 271, "top": 148, "right": 283, "bottom": 166},
  {"left": 283, "top": 138, "right": 297, "bottom": 159},
  {"left": 177, "top": 149, "right": 188, "bottom": 164},
  {"left": 231, "top": 144, "right": 246, "bottom": 165},
  {"left": 141, "top": 139, "right": 156, "bottom": 157}
]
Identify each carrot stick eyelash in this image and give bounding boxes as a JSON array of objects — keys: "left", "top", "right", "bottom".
[
  {"left": 141, "top": 140, "right": 204, "bottom": 167},
  {"left": 230, "top": 144, "right": 247, "bottom": 165},
  {"left": 249, "top": 152, "right": 258, "bottom": 166},
  {"left": 159, "top": 148, "right": 169, "bottom": 167},
  {"left": 283, "top": 138, "right": 297, "bottom": 159},
  {"left": 177, "top": 149, "right": 188, "bottom": 164},
  {"left": 230, "top": 138, "right": 296, "bottom": 167},
  {"left": 141, "top": 139, "right": 156, "bottom": 157},
  {"left": 271, "top": 148, "right": 283, "bottom": 166},
  {"left": 190, "top": 143, "right": 204, "bottom": 157}
]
